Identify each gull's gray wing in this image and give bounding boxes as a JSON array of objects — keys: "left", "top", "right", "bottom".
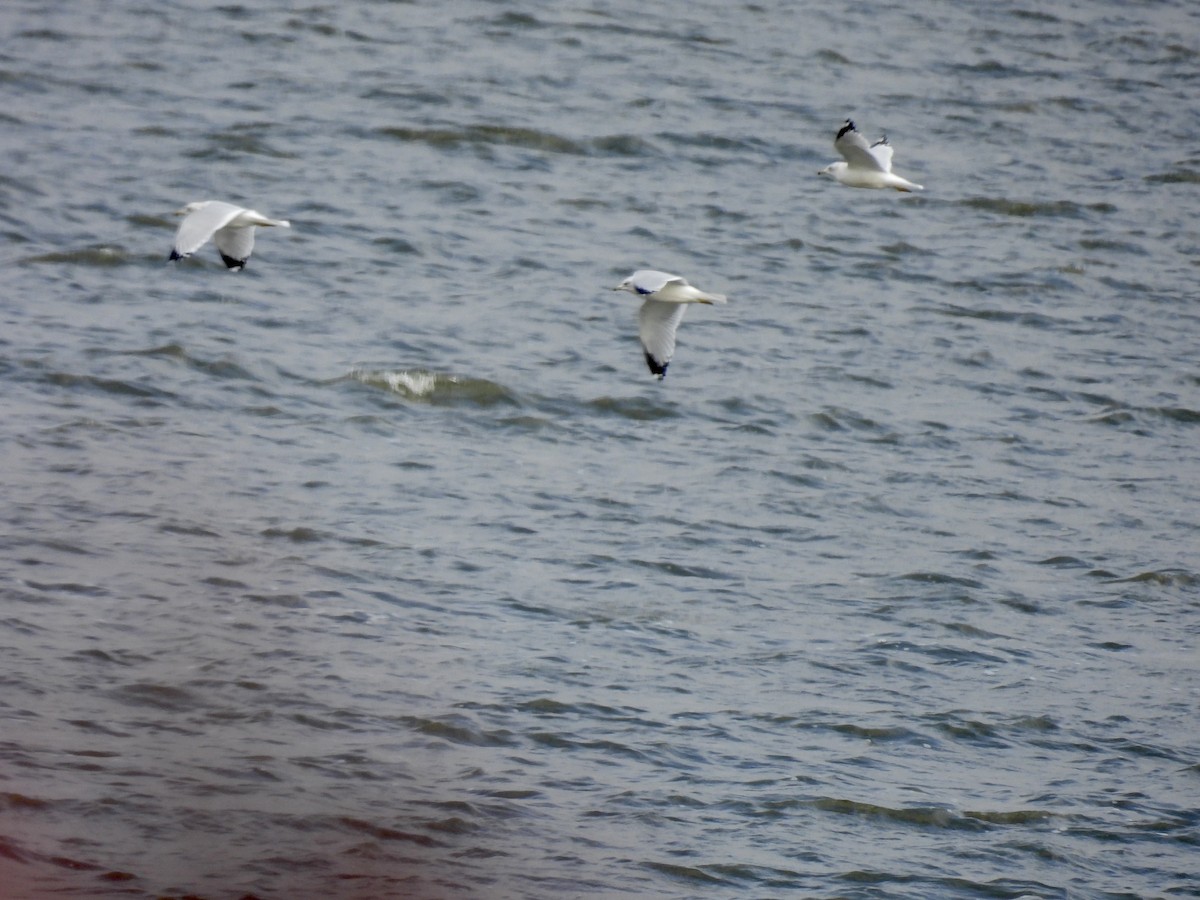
[
  {"left": 638, "top": 299, "right": 689, "bottom": 378},
  {"left": 171, "top": 201, "right": 245, "bottom": 259},
  {"left": 834, "top": 120, "right": 886, "bottom": 172},
  {"left": 629, "top": 269, "right": 682, "bottom": 295},
  {"left": 868, "top": 137, "right": 894, "bottom": 173}
]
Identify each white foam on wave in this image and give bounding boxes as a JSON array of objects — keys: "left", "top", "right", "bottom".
[
  {"left": 383, "top": 370, "right": 439, "bottom": 397},
  {"left": 350, "top": 368, "right": 455, "bottom": 399}
]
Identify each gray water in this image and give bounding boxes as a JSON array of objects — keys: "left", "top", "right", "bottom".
[{"left": 2, "top": 1, "right": 1198, "bottom": 897}]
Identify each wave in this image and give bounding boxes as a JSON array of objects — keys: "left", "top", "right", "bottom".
[
  {"left": 347, "top": 367, "right": 519, "bottom": 407},
  {"left": 19, "top": 246, "right": 132, "bottom": 266},
  {"left": 960, "top": 197, "right": 1117, "bottom": 218},
  {"left": 374, "top": 124, "right": 660, "bottom": 158}
]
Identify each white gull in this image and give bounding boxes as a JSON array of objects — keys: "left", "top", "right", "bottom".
[
  {"left": 168, "top": 200, "right": 290, "bottom": 271},
  {"left": 818, "top": 119, "right": 924, "bottom": 192},
  {"left": 612, "top": 269, "right": 727, "bottom": 379}
]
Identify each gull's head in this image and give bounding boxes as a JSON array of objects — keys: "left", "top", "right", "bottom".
[
  {"left": 817, "top": 162, "right": 845, "bottom": 180},
  {"left": 174, "top": 201, "right": 209, "bottom": 217},
  {"left": 613, "top": 276, "right": 637, "bottom": 294}
]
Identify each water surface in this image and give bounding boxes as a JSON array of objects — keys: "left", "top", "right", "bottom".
[{"left": 1, "top": 1, "right": 1198, "bottom": 897}]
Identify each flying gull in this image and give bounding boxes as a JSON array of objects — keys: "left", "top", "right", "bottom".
[
  {"left": 612, "top": 269, "right": 727, "bottom": 379},
  {"left": 168, "top": 200, "right": 290, "bottom": 270},
  {"left": 818, "top": 119, "right": 924, "bottom": 192}
]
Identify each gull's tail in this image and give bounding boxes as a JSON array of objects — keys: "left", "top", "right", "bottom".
[{"left": 697, "top": 290, "right": 727, "bottom": 305}]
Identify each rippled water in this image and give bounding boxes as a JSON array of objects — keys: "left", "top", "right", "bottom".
[{"left": 2, "top": 1, "right": 1198, "bottom": 897}]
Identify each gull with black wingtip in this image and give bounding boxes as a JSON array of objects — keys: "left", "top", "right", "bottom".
[
  {"left": 168, "top": 200, "right": 290, "bottom": 271},
  {"left": 612, "top": 269, "right": 727, "bottom": 379},
  {"left": 818, "top": 119, "right": 924, "bottom": 192}
]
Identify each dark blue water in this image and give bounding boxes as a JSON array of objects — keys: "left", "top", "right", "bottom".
[{"left": 2, "top": 1, "right": 1198, "bottom": 897}]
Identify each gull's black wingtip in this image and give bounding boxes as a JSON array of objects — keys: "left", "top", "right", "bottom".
[
  {"left": 220, "top": 253, "right": 247, "bottom": 271},
  {"left": 168, "top": 249, "right": 184, "bottom": 262},
  {"left": 644, "top": 351, "right": 669, "bottom": 379},
  {"left": 836, "top": 119, "right": 857, "bottom": 140}
]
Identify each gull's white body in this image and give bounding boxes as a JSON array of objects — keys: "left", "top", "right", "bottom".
[
  {"left": 818, "top": 120, "right": 923, "bottom": 192},
  {"left": 612, "top": 269, "right": 727, "bottom": 379},
  {"left": 169, "top": 200, "right": 290, "bottom": 270}
]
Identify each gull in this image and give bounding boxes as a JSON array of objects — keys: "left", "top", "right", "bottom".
[
  {"left": 612, "top": 270, "right": 727, "bottom": 379},
  {"left": 168, "top": 200, "right": 290, "bottom": 270},
  {"left": 818, "top": 119, "right": 924, "bottom": 192}
]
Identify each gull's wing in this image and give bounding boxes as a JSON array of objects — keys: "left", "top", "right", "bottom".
[
  {"left": 638, "top": 299, "right": 689, "bottom": 378},
  {"left": 834, "top": 120, "right": 886, "bottom": 172},
  {"left": 628, "top": 269, "right": 682, "bottom": 295},
  {"left": 654, "top": 276, "right": 726, "bottom": 305},
  {"left": 171, "top": 201, "right": 245, "bottom": 258},
  {"left": 868, "top": 136, "right": 894, "bottom": 173},
  {"left": 213, "top": 224, "right": 256, "bottom": 270}
]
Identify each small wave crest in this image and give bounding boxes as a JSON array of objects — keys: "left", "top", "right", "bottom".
[
  {"left": 374, "top": 124, "right": 660, "bottom": 158},
  {"left": 19, "top": 246, "right": 131, "bottom": 267},
  {"left": 348, "top": 368, "right": 518, "bottom": 407},
  {"left": 960, "top": 197, "right": 1117, "bottom": 218}
]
